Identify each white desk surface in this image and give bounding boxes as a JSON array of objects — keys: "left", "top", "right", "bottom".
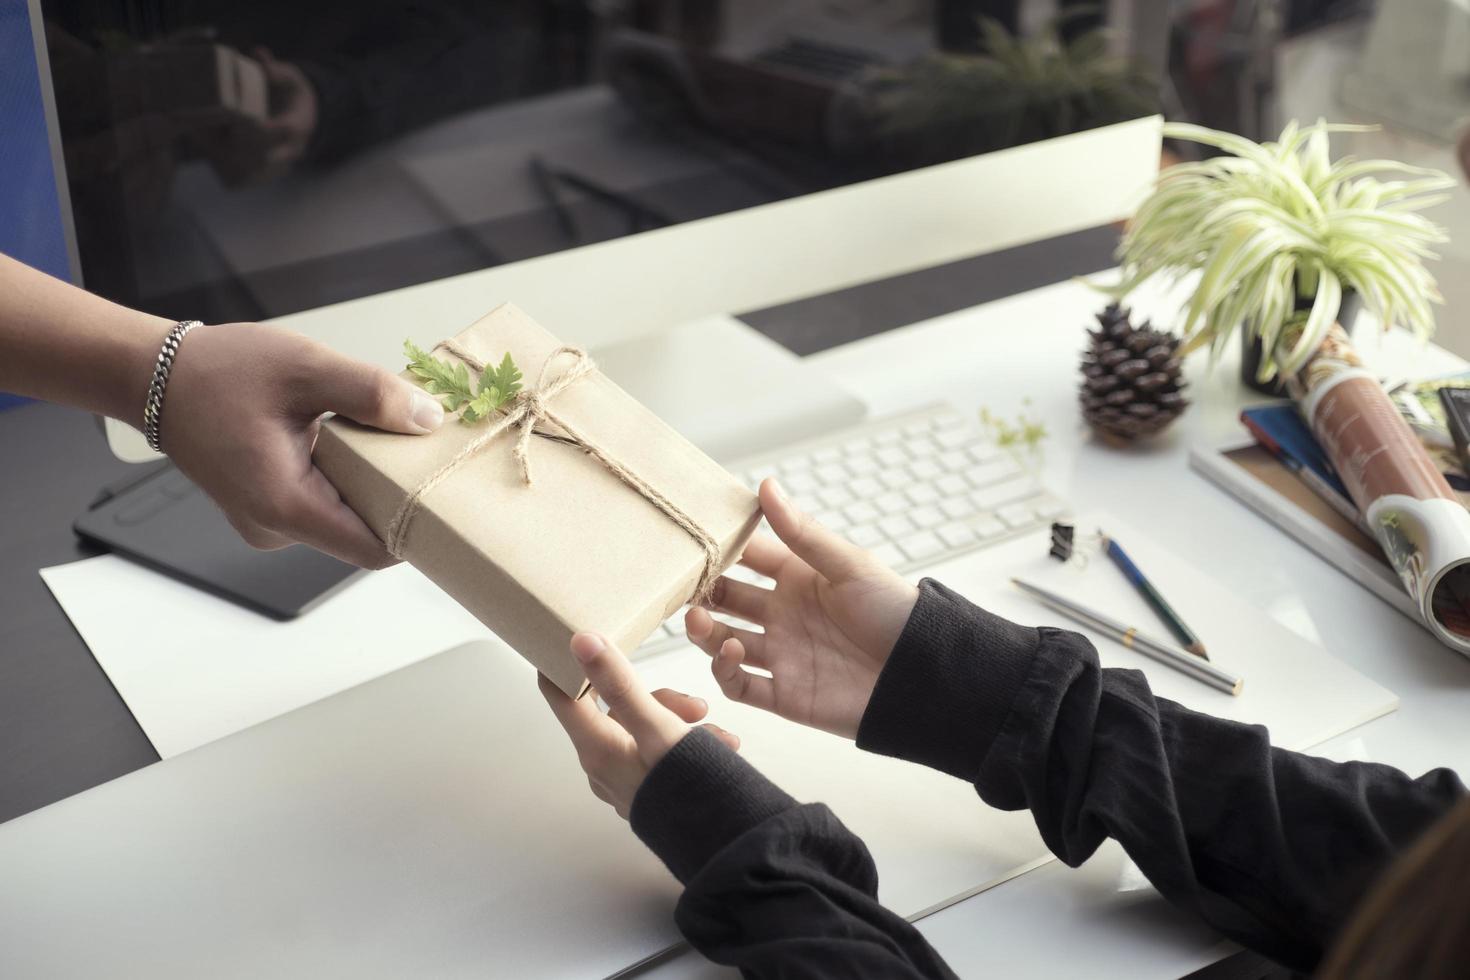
[{"left": 643, "top": 274, "right": 1470, "bottom": 979}]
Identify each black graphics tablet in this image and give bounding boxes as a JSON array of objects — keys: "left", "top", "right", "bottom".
[{"left": 74, "top": 463, "right": 362, "bottom": 619}]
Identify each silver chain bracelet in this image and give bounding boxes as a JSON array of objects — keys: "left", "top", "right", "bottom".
[{"left": 142, "top": 320, "right": 202, "bottom": 453}]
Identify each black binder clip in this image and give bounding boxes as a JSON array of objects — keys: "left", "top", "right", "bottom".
[{"left": 1048, "top": 522, "right": 1075, "bottom": 562}]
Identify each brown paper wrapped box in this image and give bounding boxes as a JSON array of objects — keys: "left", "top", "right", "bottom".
[{"left": 314, "top": 304, "right": 762, "bottom": 697}]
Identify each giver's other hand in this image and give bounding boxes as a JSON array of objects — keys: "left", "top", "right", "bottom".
[
  {"left": 540, "top": 633, "right": 740, "bottom": 820},
  {"left": 161, "top": 322, "right": 445, "bottom": 569},
  {"left": 686, "top": 479, "right": 919, "bottom": 739}
]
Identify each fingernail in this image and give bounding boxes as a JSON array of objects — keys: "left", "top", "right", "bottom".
[
  {"left": 769, "top": 479, "right": 789, "bottom": 505},
  {"left": 693, "top": 697, "right": 708, "bottom": 712},
  {"left": 409, "top": 389, "right": 445, "bottom": 433},
  {"left": 570, "top": 633, "right": 605, "bottom": 664},
  {"left": 685, "top": 607, "right": 708, "bottom": 638}
]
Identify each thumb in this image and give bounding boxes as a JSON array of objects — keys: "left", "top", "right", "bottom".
[
  {"left": 571, "top": 632, "right": 679, "bottom": 747},
  {"left": 305, "top": 347, "right": 444, "bottom": 435}
]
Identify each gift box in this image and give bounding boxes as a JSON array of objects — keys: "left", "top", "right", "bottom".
[{"left": 314, "top": 304, "right": 762, "bottom": 696}]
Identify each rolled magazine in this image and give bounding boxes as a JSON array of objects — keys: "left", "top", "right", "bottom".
[{"left": 1290, "top": 326, "right": 1470, "bottom": 652}]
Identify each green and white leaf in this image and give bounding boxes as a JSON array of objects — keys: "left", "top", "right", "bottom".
[{"left": 1111, "top": 119, "right": 1450, "bottom": 378}]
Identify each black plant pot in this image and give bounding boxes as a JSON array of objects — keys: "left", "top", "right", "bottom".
[{"left": 1240, "top": 290, "right": 1361, "bottom": 397}]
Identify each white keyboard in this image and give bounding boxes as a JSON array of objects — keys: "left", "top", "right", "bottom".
[{"left": 634, "top": 403, "right": 1068, "bottom": 658}]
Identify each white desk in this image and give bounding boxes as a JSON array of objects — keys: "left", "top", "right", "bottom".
[{"left": 641, "top": 275, "right": 1470, "bottom": 979}]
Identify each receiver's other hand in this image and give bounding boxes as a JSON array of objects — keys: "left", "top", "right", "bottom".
[{"left": 540, "top": 633, "right": 740, "bottom": 819}]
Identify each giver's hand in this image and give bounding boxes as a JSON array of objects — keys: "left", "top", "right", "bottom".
[
  {"left": 540, "top": 633, "right": 740, "bottom": 820},
  {"left": 162, "top": 322, "right": 446, "bottom": 569},
  {"left": 686, "top": 479, "right": 919, "bottom": 739}
]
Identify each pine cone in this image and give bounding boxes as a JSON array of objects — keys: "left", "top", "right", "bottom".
[{"left": 1080, "top": 303, "right": 1189, "bottom": 442}]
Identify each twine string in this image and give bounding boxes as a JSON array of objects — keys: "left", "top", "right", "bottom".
[{"left": 383, "top": 340, "right": 722, "bottom": 603}]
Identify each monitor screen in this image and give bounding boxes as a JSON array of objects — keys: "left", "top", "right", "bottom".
[
  {"left": 36, "top": 2, "right": 1163, "bottom": 326},
  {"left": 1, "top": 0, "right": 75, "bottom": 408}
]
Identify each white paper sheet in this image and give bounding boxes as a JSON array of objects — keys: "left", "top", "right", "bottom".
[{"left": 40, "top": 557, "right": 491, "bottom": 758}]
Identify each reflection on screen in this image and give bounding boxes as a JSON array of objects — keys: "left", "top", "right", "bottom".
[{"left": 39, "top": 1, "right": 1161, "bottom": 324}]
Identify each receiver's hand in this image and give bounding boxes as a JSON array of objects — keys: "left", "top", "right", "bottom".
[{"left": 686, "top": 479, "right": 919, "bottom": 739}]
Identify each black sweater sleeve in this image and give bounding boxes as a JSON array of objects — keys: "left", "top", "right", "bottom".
[
  {"left": 630, "top": 727, "right": 958, "bottom": 979},
  {"left": 857, "top": 579, "right": 1467, "bottom": 972}
]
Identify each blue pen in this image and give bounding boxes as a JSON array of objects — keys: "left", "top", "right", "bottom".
[{"left": 1101, "top": 533, "right": 1209, "bottom": 661}]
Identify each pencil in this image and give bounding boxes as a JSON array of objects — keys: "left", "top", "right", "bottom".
[
  {"left": 1011, "top": 578, "right": 1242, "bottom": 696},
  {"left": 1100, "top": 532, "right": 1210, "bottom": 660}
]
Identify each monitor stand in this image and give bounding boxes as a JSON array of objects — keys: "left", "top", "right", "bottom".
[{"left": 593, "top": 313, "right": 867, "bottom": 463}]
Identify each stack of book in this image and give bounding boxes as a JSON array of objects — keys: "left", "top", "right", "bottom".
[{"left": 1190, "top": 381, "right": 1470, "bottom": 629}]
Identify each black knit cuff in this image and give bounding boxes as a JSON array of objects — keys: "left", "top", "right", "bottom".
[
  {"left": 630, "top": 727, "right": 797, "bottom": 885},
  {"left": 856, "top": 579, "right": 1041, "bottom": 781}
]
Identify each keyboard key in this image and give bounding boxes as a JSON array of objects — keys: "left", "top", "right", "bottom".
[
  {"left": 879, "top": 470, "right": 908, "bottom": 490},
  {"left": 779, "top": 454, "right": 812, "bottom": 473},
  {"left": 876, "top": 446, "right": 907, "bottom": 467},
  {"left": 815, "top": 462, "right": 849, "bottom": 485},
  {"left": 934, "top": 412, "right": 964, "bottom": 429},
  {"left": 911, "top": 505, "right": 945, "bottom": 528},
  {"left": 937, "top": 522, "right": 977, "bottom": 548},
  {"left": 937, "top": 450, "right": 969, "bottom": 472},
  {"left": 850, "top": 476, "right": 883, "bottom": 498},
  {"left": 936, "top": 474, "right": 969, "bottom": 496},
  {"left": 970, "top": 477, "right": 1038, "bottom": 511},
  {"left": 905, "top": 484, "right": 938, "bottom": 505},
  {"left": 849, "top": 524, "right": 885, "bottom": 548},
  {"left": 903, "top": 419, "right": 932, "bottom": 436},
  {"left": 813, "top": 446, "right": 842, "bottom": 464},
  {"left": 970, "top": 514, "right": 1007, "bottom": 539},
  {"left": 997, "top": 503, "right": 1036, "bottom": 528},
  {"left": 908, "top": 459, "right": 941, "bottom": 481},
  {"left": 845, "top": 455, "right": 879, "bottom": 475},
  {"left": 965, "top": 456, "right": 1022, "bottom": 488},
  {"left": 906, "top": 437, "right": 941, "bottom": 459},
  {"left": 843, "top": 501, "right": 880, "bottom": 525},
  {"left": 818, "top": 485, "right": 855, "bottom": 510},
  {"left": 783, "top": 471, "right": 819, "bottom": 494},
  {"left": 1035, "top": 497, "right": 1068, "bottom": 520},
  {"left": 745, "top": 464, "right": 777, "bottom": 485},
  {"left": 940, "top": 496, "right": 975, "bottom": 520},
  {"left": 874, "top": 428, "right": 903, "bottom": 445},
  {"left": 872, "top": 543, "right": 905, "bottom": 567},
  {"left": 967, "top": 443, "right": 1004, "bottom": 465},
  {"left": 878, "top": 513, "right": 916, "bottom": 537},
  {"left": 936, "top": 428, "right": 973, "bottom": 449},
  {"left": 897, "top": 530, "right": 945, "bottom": 562},
  {"left": 876, "top": 491, "right": 909, "bottom": 514},
  {"left": 842, "top": 438, "right": 870, "bottom": 455}
]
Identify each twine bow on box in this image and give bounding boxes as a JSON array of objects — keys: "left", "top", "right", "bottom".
[{"left": 383, "top": 339, "right": 724, "bottom": 604}]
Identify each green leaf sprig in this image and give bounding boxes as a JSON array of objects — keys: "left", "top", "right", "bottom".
[
  {"left": 404, "top": 341, "right": 523, "bottom": 424},
  {"left": 980, "top": 401, "right": 1049, "bottom": 462}
]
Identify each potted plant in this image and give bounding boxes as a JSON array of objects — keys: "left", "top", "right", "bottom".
[{"left": 1108, "top": 120, "right": 1453, "bottom": 394}]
